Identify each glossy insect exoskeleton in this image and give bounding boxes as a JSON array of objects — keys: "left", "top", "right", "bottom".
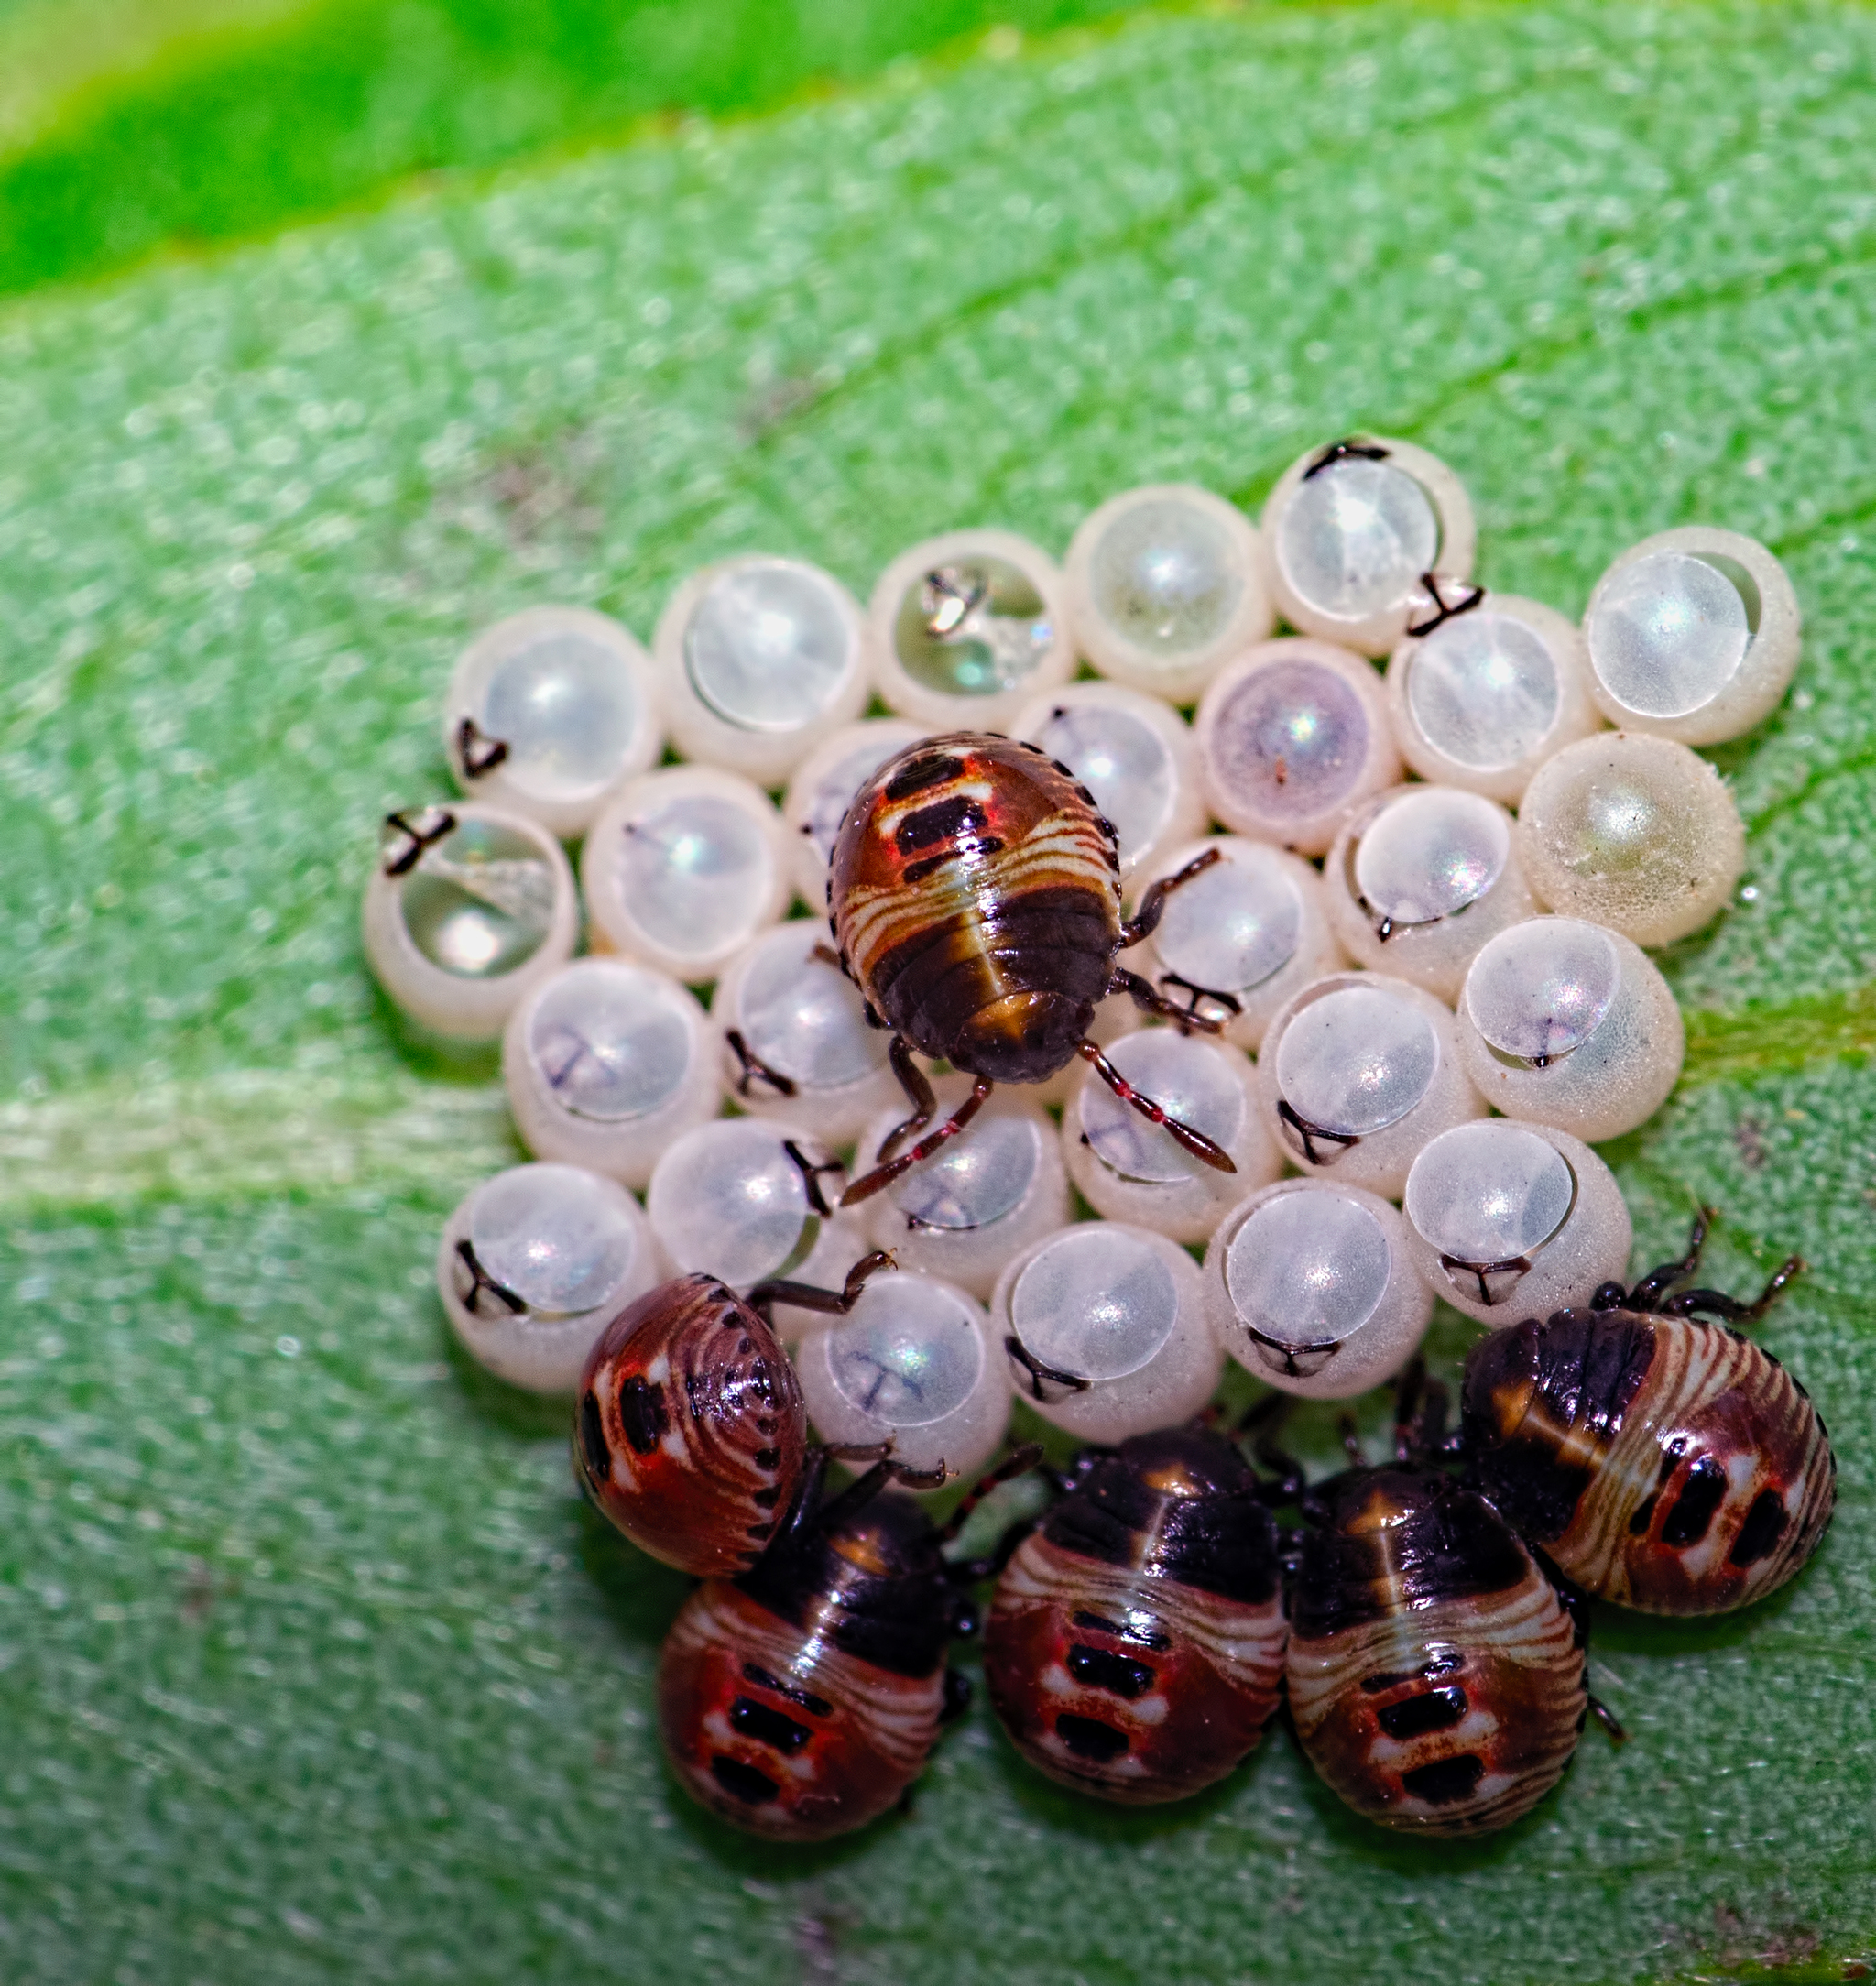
[
  {"left": 982, "top": 1428, "right": 1287, "bottom": 1805},
  {"left": 1461, "top": 1214, "right": 1834, "bottom": 1615},
  {"left": 660, "top": 1449, "right": 1036, "bottom": 1842},
  {"left": 1278, "top": 1376, "right": 1598, "bottom": 1836},
  {"left": 828, "top": 731, "right": 1239, "bottom": 1202},
  {"left": 574, "top": 1254, "right": 894, "bottom": 1578}
]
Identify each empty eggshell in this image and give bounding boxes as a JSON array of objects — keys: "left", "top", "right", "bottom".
[
  {"left": 1456, "top": 916, "right": 1685, "bottom": 1142},
  {"left": 1583, "top": 526, "right": 1801, "bottom": 747},
  {"left": 868, "top": 529, "right": 1074, "bottom": 730},
  {"left": 1324, "top": 785, "right": 1538, "bottom": 1002},
  {"left": 504, "top": 957, "right": 722, "bottom": 1188},
  {"left": 583, "top": 765, "right": 792, "bottom": 981},
  {"left": 992, "top": 1223, "right": 1221, "bottom": 1445},
  {"left": 652, "top": 555, "right": 871, "bottom": 785},
  {"left": 1064, "top": 1024, "right": 1281, "bottom": 1244},
  {"left": 710, "top": 922, "right": 900, "bottom": 1145},
  {"left": 1400, "top": 1118, "right": 1632, "bottom": 1326},
  {"left": 855, "top": 1084, "right": 1071, "bottom": 1302},
  {"left": 1385, "top": 590, "right": 1601, "bottom": 804},
  {"left": 442, "top": 606, "right": 663, "bottom": 839},
  {"left": 1259, "top": 436, "right": 1477, "bottom": 656},
  {"left": 438, "top": 1162, "right": 663, "bottom": 1392},
  {"left": 792, "top": 1271, "right": 1010, "bottom": 1487},
  {"left": 1135, "top": 836, "right": 1347, "bottom": 1052},
  {"left": 1203, "top": 1178, "right": 1433, "bottom": 1401},
  {"left": 645, "top": 1117, "right": 867, "bottom": 1303},
  {"left": 1254, "top": 971, "right": 1485, "bottom": 1199},
  {"left": 363, "top": 802, "right": 579, "bottom": 1041}
]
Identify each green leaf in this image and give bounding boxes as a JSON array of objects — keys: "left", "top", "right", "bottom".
[
  {"left": 3, "top": 2, "right": 1874, "bottom": 1980},
  {"left": 0, "top": 0, "right": 1145, "bottom": 299}
]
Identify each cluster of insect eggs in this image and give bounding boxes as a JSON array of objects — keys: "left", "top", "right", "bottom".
[{"left": 358, "top": 435, "right": 1808, "bottom": 1833}]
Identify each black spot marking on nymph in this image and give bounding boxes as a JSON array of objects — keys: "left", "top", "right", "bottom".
[
  {"left": 1628, "top": 1492, "right": 1658, "bottom": 1536},
  {"left": 1377, "top": 1687, "right": 1468, "bottom": 1740},
  {"left": 1729, "top": 1489, "right": 1789, "bottom": 1567},
  {"left": 751, "top": 1484, "right": 783, "bottom": 1510},
  {"left": 903, "top": 840, "right": 1001, "bottom": 885},
  {"left": 1402, "top": 1754, "right": 1485, "bottom": 1805},
  {"left": 578, "top": 1392, "right": 611, "bottom": 1483},
  {"left": 885, "top": 754, "right": 965, "bottom": 802},
  {"left": 711, "top": 1756, "right": 780, "bottom": 1805},
  {"left": 1066, "top": 1644, "right": 1155, "bottom": 1701},
  {"left": 1661, "top": 1456, "right": 1728, "bottom": 1548},
  {"left": 754, "top": 1446, "right": 781, "bottom": 1471},
  {"left": 617, "top": 1377, "right": 667, "bottom": 1457},
  {"left": 1055, "top": 1713, "right": 1129, "bottom": 1763},
  {"left": 1361, "top": 1652, "right": 1464, "bottom": 1693},
  {"left": 730, "top": 1697, "right": 814, "bottom": 1753},
  {"left": 1071, "top": 1610, "right": 1171, "bottom": 1653},
  {"left": 742, "top": 1662, "right": 833, "bottom": 1718},
  {"left": 896, "top": 794, "right": 987, "bottom": 855}
]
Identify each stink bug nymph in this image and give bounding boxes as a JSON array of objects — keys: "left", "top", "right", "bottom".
[
  {"left": 827, "top": 731, "right": 1241, "bottom": 1203},
  {"left": 1276, "top": 1371, "right": 1613, "bottom": 1836},
  {"left": 660, "top": 1446, "right": 1039, "bottom": 1842},
  {"left": 1461, "top": 1212, "right": 1834, "bottom": 1615},
  {"left": 982, "top": 1427, "right": 1288, "bottom": 1805},
  {"left": 575, "top": 1253, "right": 916, "bottom": 1578}
]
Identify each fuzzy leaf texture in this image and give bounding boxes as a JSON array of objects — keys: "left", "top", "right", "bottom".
[{"left": 1, "top": 3, "right": 1873, "bottom": 1981}]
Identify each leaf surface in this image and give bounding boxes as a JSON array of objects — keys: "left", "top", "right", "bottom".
[{"left": 1, "top": 4, "right": 1873, "bottom": 1981}]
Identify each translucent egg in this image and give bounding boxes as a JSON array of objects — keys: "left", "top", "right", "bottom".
[
  {"left": 1063, "top": 482, "right": 1273, "bottom": 701},
  {"left": 1260, "top": 437, "right": 1477, "bottom": 656},
  {"left": 780, "top": 717, "right": 928, "bottom": 906},
  {"left": 856, "top": 1087, "right": 1070, "bottom": 1301},
  {"left": 1194, "top": 638, "right": 1402, "bottom": 856},
  {"left": 1584, "top": 527, "right": 1801, "bottom": 746},
  {"left": 1386, "top": 591, "right": 1602, "bottom": 803},
  {"left": 502, "top": 958, "right": 720, "bottom": 1189},
  {"left": 654, "top": 555, "right": 870, "bottom": 784},
  {"left": 442, "top": 606, "right": 663, "bottom": 839},
  {"left": 1256, "top": 972, "right": 1484, "bottom": 1198},
  {"left": 1325, "top": 786, "right": 1538, "bottom": 1001},
  {"left": 991, "top": 1223, "right": 1220, "bottom": 1444},
  {"left": 869, "top": 529, "right": 1074, "bottom": 728},
  {"left": 362, "top": 802, "right": 578, "bottom": 1040},
  {"left": 1515, "top": 732, "right": 1746, "bottom": 946},
  {"left": 1202, "top": 1180, "right": 1432, "bottom": 1402},
  {"left": 1011, "top": 682, "right": 1205, "bottom": 888},
  {"left": 1065, "top": 1026, "right": 1281, "bottom": 1244},
  {"left": 1456, "top": 916, "right": 1685, "bottom": 1141},
  {"left": 792, "top": 1271, "right": 1009, "bottom": 1485},
  {"left": 437, "top": 1162, "right": 660, "bottom": 1391},
  {"left": 583, "top": 766, "right": 792, "bottom": 980},
  {"left": 710, "top": 922, "right": 899, "bottom": 1144},
  {"left": 1136, "top": 836, "right": 1347, "bottom": 1052},
  {"left": 1401, "top": 1118, "right": 1631, "bottom": 1326},
  {"left": 646, "top": 1118, "right": 865, "bottom": 1293}
]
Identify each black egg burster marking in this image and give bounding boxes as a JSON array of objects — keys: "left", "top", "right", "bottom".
[
  {"left": 827, "top": 732, "right": 1239, "bottom": 1204},
  {"left": 982, "top": 1428, "right": 1288, "bottom": 1806},
  {"left": 1278, "top": 1373, "right": 1593, "bottom": 1837},
  {"left": 1461, "top": 1212, "right": 1834, "bottom": 1615},
  {"left": 659, "top": 1446, "right": 1039, "bottom": 1843},
  {"left": 573, "top": 1254, "right": 899, "bottom": 1579}
]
